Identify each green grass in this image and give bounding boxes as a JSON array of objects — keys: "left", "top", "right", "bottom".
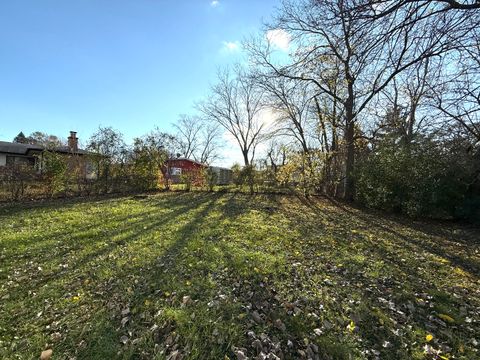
[{"left": 0, "top": 192, "right": 479, "bottom": 359}]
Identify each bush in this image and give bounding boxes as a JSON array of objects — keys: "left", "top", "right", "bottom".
[
  {"left": 41, "top": 151, "right": 68, "bottom": 197},
  {"left": 355, "top": 137, "right": 478, "bottom": 220},
  {"left": 275, "top": 151, "right": 325, "bottom": 196},
  {"left": 0, "top": 164, "right": 36, "bottom": 201},
  {"left": 204, "top": 168, "right": 218, "bottom": 192},
  {"left": 230, "top": 165, "right": 255, "bottom": 193}
]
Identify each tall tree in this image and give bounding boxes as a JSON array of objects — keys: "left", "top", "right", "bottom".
[
  {"left": 247, "top": 0, "right": 475, "bottom": 200},
  {"left": 21, "top": 131, "right": 64, "bottom": 148},
  {"left": 173, "top": 115, "right": 203, "bottom": 159},
  {"left": 198, "top": 67, "right": 266, "bottom": 166},
  {"left": 173, "top": 115, "right": 222, "bottom": 164},
  {"left": 256, "top": 75, "right": 315, "bottom": 153},
  {"left": 196, "top": 122, "right": 223, "bottom": 164}
]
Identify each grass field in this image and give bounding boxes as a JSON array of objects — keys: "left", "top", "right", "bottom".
[{"left": 0, "top": 192, "right": 479, "bottom": 359}]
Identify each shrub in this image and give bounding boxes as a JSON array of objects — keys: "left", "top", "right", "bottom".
[
  {"left": 355, "top": 137, "right": 478, "bottom": 219},
  {"left": 204, "top": 168, "right": 218, "bottom": 192},
  {"left": 0, "top": 164, "right": 36, "bottom": 201},
  {"left": 41, "top": 151, "right": 68, "bottom": 197}
]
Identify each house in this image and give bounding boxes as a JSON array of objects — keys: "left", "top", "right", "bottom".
[
  {"left": 0, "top": 131, "right": 96, "bottom": 179},
  {"left": 163, "top": 158, "right": 233, "bottom": 185},
  {"left": 164, "top": 158, "right": 207, "bottom": 185}
]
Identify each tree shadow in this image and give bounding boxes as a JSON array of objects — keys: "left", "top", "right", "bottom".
[{"left": 2, "top": 192, "right": 479, "bottom": 360}]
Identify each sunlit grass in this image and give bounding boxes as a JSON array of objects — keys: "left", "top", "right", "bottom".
[{"left": 0, "top": 192, "right": 478, "bottom": 359}]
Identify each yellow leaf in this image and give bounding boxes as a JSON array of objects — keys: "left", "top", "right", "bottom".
[
  {"left": 346, "top": 320, "right": 356, "bottom": 332},
  {"left": 426, "top": 334, "right": 433, "bottom": 342},
  {"left": 438, "top": 314, "right": 454, "bottom": 323},
  {"left": 144, "top": 299, "right": 151, "bottom": 306},
  {"left": 72, "top": 296, "right": 80, "bottom": 302}
]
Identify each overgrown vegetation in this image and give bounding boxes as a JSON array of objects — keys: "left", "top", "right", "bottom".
[{"left": 1, "top": 193, "right": 478, "bottom": 359}]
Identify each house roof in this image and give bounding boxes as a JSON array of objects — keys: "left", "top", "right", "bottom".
[
  {"left": 167, "top": 158, "right": 208, "bottom": 167},
  {"left": 0, "top": 141, "right": 43, "bottom": 155},
  {"left": 0, "top": 141, "right": 90, "bottom": 156}
]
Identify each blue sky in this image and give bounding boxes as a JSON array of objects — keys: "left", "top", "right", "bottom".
[{"left": 0, "top": 0, "right": 280, "bottom": 154}]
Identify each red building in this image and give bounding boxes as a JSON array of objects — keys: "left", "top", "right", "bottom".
[{"left": 163, "top": 158, "right": 207, "bottom": 185}]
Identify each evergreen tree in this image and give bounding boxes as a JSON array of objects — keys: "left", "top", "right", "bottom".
[{"left": 13, "top": 132, "right": 28, "bottom": 144}]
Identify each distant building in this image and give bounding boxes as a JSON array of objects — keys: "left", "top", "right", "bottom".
[
  {"left": 164, "top": 158, "right": 207, "bottom": 185},
  {"left": 0, "top": 131, "right": 96, "bottom": 179},
  {"left": 210, "top": 166, "right": 233, "bottom": 185},
  {"left": 164, "top": 158, "right": 233, "bottom": 185}
]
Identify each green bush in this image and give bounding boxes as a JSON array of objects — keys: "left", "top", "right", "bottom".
[
  {"left": 355, "top": 137, "right": 478, "bottom": 220},
  {"left": 41, "top": 151, "right": 68, "bottom": 197},
  {"left": 204, "top": 168, "right": 218, "bottom": 192}
]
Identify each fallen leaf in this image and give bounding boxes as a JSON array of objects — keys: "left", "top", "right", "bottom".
[
  {"left": 438, "top": 314, "right": 454, "bottom": 323},
  {"left": 40, "top": 349, "right": 53, "bottom": 360},
  {"left": 346, "top": 320, "right": 356, "bottom": 332}
]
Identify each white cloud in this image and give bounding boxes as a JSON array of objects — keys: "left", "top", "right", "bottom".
[
  {"left": 266, "top": 29, "right": 291, "bottom": 51},
  {"left": 222, "top": 41, "right": 241, "bottom": 53},
  {"left": 211, "top": 0, "right": 220, "bottom": 7}
]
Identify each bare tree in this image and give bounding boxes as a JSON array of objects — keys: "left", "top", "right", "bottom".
[
  {"left": 173, "top": 114, "right": 223, "bottom": 164},
  {"left": 353, "top": 0, "right": 480, "bottom": 21},
  {"left": 265, "top": 139, "right": 288, "bottom": 173},
  {"left": 197, "top": 122, "right": 223, "bottom": 164},
  {"left": 430, "top": 45, "right": 480, "bottom": 143},
  {"left": 198, "top": 67, "right": 266, "bottom": 166},
  {"left": 173, "top": 115, "right": 202, "bottom": 159},
  {"left": 256, "top": 75, "right": 315, "bottom": 153},
  {"left": 246, "top": 0, "right": 475, "bottom": 200},
  {"left": 369, "top": 57, "right": 442, "bottom": 145}
]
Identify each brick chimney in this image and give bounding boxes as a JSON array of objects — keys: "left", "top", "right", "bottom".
[{"left": 68, "top": 131, "right": 78, "bottom": 152}]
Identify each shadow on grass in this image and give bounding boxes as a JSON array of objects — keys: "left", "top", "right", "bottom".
[
  {"left": 2, "top": 192, "right": 479, "bottom": 360},
  {"left": 277, "top": 194, "right": 480, "bottom": 359},
  {"left": 73, "top": 192, "right": 230, "bottom": 359},
  {"left": 325, "top": 197, "right": 480, "bottom": 276}
]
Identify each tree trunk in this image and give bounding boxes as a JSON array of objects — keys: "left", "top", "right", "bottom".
[
  {"left": 242, "top": 151, "right": 250, "bottom": 167},
  {"left": 344, "top": 88, "right": 355, "bottom": 201}
]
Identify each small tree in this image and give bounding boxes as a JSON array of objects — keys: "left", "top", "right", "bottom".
[
  {"left": 204, "top": 167, "right": 218, "bottom": 192},
  {"left": 132, "top": 129, "right": 179, "bottom": 191},
  {"left": 41, "top": 151, "right": 67, "bottom": 197},
  {"left": 13, "top": 132, "right": 28, "bottom": 144},
  {"left": 87, "top": 127, "right": 127, "bottom": 193}
]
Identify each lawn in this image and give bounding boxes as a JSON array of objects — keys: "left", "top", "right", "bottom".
[{"left": 0, "top": 192, "right": 479, "bottom": 360}]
